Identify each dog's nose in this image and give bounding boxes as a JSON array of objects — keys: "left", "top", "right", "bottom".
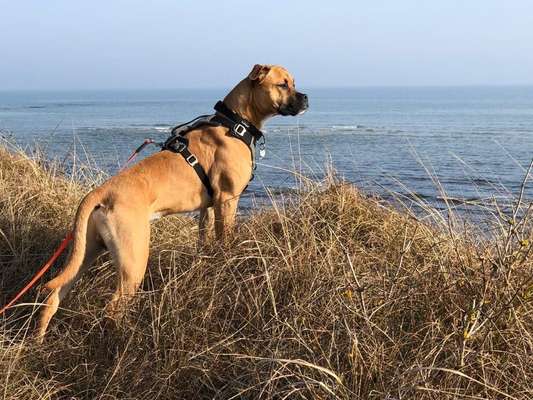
[{"left": 301, "top": 93, "right": 309, "bottom": 107}]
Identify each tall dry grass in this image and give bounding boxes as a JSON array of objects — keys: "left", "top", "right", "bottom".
[{"left": 0, "top": 142, "right": 532, "bottom": 399}]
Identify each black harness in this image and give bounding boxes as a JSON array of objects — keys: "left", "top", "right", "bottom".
[{"left": 162, "top": 101, "right": 265, "bottom": 198}]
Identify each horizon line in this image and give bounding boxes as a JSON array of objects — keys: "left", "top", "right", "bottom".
[{"left": 2, "top": 83, "right": 533, "bottom": 92}]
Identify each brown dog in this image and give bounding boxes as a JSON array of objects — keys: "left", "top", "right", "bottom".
[{"left": 36, "top": 64, "right": 308, "bottom": 338}]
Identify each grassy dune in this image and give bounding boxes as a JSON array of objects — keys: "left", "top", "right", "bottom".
[{"left": 0, "top": 144, "right": 532, "bottom": 399}]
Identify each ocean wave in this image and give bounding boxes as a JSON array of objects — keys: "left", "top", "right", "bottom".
[
  {"left": 267, "top": 125, "right": 377, "bottom": 134},
  {"left": 331, "top": 125, "right": 366, "bottom": 131},
  {"left": 52, "top": 102, "right": 98, "bottom": 108},
  {"left": 18, "top": 103, "right": 99, "bottom": 110},
  {"left": 266, "top": 126, "right": 309, "bottom": 134},
  {"left": 76, "top": 124, "right": 172, "bottom": 131},
  {"left": 129, "top": 123, "right": 171, "bottom": 129}
]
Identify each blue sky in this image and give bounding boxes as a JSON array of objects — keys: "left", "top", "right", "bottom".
[{"left": 1, "top": 0, "right": 533, "bottom": 89}]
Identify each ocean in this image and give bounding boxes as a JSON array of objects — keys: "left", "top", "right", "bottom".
[{"left": 1, "top": 87, "right": 532, "bottom": 220}]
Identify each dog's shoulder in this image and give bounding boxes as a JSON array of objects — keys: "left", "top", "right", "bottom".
[{"left": 189, "top": 125, "right": 237, "bottom": 148}]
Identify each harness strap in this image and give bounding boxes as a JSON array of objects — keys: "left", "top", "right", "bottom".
[
  {"left": 164, "top": 136, "right": 214, "bottom": 198},
  {"left": 170, "top": 114, "right": 215, "bottom": 136},
  {"left": 212, "top": 101, "right": 265, "bottom": 177},
  {"left": 213, "top": 101, "right": 264, "bottom": 147},
  {"left": 163, "top": 101, "right": 265, "bottom": 199}
]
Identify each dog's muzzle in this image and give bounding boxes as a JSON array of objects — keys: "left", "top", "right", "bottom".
[{"left": 278, "top": 92, "right": 309, "bottom": 116}]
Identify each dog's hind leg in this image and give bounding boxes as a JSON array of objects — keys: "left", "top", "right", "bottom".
[
  {"left": 36, "top": 219, "right": 104, "bottom": 339},
  {"left": 101, "top": 209, "right": 151, "bottom": 320}
]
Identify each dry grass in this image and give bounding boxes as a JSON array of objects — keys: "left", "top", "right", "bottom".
[{"left": 0, "top": 143, "right": 532, "bottom": 399}]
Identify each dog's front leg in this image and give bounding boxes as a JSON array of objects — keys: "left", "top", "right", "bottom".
[
  {"left": 198, "top": 207, "right": 214, "bottom": 246},
  {"left": 214, "top": 194, "right": 239, "bottom": 241}
]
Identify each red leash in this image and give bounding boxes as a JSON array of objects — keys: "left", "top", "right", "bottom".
[
  {"left": 0, "top": 232, "right": 74, "bottom": 315},
  {"left": 0, "top": 139, "right": 156, "bottom": 315},
  {"left": 124, "top": 139, "right": 155, "bottom": 166}
]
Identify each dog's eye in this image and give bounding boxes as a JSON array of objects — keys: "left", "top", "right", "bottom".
[{"left": 277, "top": 82, "right": 289, "bottom": 89}]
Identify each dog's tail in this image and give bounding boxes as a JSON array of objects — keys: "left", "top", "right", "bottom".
[{"left": 44, "top": 189, "right": 104, "bottom": 291}]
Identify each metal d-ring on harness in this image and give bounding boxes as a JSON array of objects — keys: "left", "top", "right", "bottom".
[{"left": 162, "top": 101, "right": 265, "bottom": 198}]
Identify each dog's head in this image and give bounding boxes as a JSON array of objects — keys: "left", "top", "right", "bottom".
[{"left": 248, "top": 64, "right": 308, "bottom": 117}]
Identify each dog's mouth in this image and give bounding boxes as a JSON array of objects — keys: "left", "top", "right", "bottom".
[{"left": 278, "top": 92, "right": 309, "bottom": 116}]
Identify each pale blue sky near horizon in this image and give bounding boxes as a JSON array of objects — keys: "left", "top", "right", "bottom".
[{"left": 1, "top": 0, "right": 533, "bottom": 90}]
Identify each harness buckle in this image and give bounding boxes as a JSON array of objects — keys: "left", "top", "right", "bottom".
[
  {"left": 233, "top": 123, "right": 247, "bottom": 137},
  {"left": 186, "top": 154, "right": 198, "bottom": 166},
  {"left": 172, "top": 140, "right": 187, "bottom": 153}
]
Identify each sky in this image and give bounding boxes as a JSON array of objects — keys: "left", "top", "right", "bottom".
[{"left": 1, "top": 0, "right": 533, "bottom": 90}]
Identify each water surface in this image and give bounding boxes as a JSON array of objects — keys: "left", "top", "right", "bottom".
[{"left": 1, "top": 87, "right": 532, "bottom": 219}]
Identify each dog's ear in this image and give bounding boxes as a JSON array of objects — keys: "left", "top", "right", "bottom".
[{"left": 248, "top": 64, "right": 271, "bottom": 82}]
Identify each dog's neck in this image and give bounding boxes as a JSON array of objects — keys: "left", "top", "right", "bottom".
[{"left": 223, "top": 79, "right": 271, "bottom": 129}]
